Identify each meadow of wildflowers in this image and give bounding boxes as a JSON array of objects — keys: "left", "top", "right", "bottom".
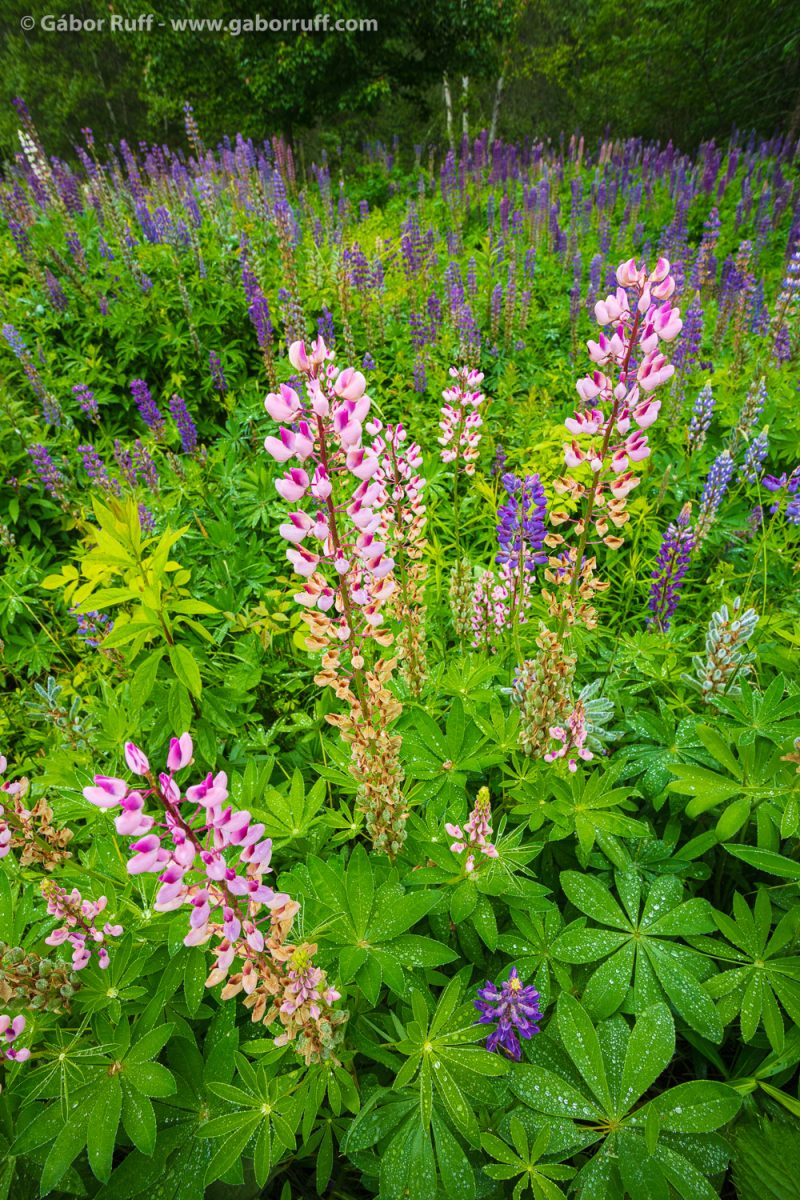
[{"left": 0, "top": 101, "right": 799, "bottom": 1200}]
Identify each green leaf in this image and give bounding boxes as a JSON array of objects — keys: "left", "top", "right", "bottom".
[
  {"left": 346, "top": 843, "right": 374, "bottom": 938},
  {"left": 560, "top": 872, "right": 629, "bottom": 930},
  {"left": 619, "top": 1004, "right": 674, "bottom": 1113},
  {"left": 512, "top": 1064, "right": 601, "bottom": 1120},
  {"left": 724, "top": 845, "right": 800, "bottom": 880},
  {"left": 557, "top": 994, "right": 611, "bottom": 1112},
  {"left": 204, "top": 1118, "right": 258, "bottom": 1186},
  {"left": 121, "top": 1085, "right": 156, "bottom": 1155},
  {"left": 169, "top": 643, "right": 203, "bottom": 698},
  {"left": 127, "top": 1022, "right": 173, "bottom": 1064},
  {"left": 87, "top": 1078, "right": 123, "bottom": 1182},
  {"left": 125, "top": 1062, "right": 176, "bottom": 1098},
  {"left": 648, "top": 1081, "right": 741, "bottom": 1132},
  {"left": 183, "top": 947, "right": 207, "bottom": 1015}
]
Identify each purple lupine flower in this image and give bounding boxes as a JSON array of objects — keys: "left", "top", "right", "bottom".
[
  {"left": 69, "top": 607, "right": 114, "bottom": 648},
  {"left": 740, "top": 429, "right": 769, "bottom": 484},
  {"left": 696, "top": 449, "right": 736, "bottom": 542},
  {"left": 248, "top": 293, "right": 273, "bottom": 349},
  {"left": 773, "top": 324, "right": 791, "bottom": 365},
  {"left": 647, "top": 503, "right": 695, "bottom": 632},
  {"left": 77, "top": 444, "right": 117, "bottom": 493},
  {"left": 361, "top": 352, "right": 376, "bottom": 372},
  {"left": 412, "top": 357, "right": 427, "bottom": 394},
  {"left": 687, "top": 384, "right": 715, "bottom": 452},
  {"left": 138, "top": 503, "right": 156, "bottom": 534},
  {"left": 2, "top": 324, "right": 26, "bottom": 358},
  {"left": 496, "top": 473, "right": 548, "bottom": 572},
  {"left": 44, "top": 269, "right": 67, "bottom": 312},
  {"left": 72, "top": 383, "right": 99, "bottom": 422},
  {"left": 317, "top": 305, "right": 335, "bottom": 348},
  {"left": 27, "top": 444, "right": 64, "bottom": 498},
  {"left": 132, "top": 440, "right": 159, "bottom": 490},
  {"left": 474, "top": 967, "right": 542, "bottom": 1060},
  {"left": 490, "top": 444, "right": 508, "bottom": 478},
  {"left": 208, "top": 351, "right": 227, "bottom": 394},
  {"left": 130, "top": 379, "right": 165, "bottom": 437},
  {"left": 169, "top": 393, "right": 198, "bottom": 455}
]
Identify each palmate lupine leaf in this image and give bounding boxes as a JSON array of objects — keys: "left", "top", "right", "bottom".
[
  {"left": 512, "top": 995, "right": 741, "bottom": 1200},
  {"left": 553, "top": 870, "right": 722, "bottom": 1040},
  {"left": 688, "top": 889, "right": 800, "bottom": 1052}
]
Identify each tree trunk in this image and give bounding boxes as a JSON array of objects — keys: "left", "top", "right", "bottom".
[
  {"left": 461, "top": 76, "right": 470, "bottom": 139},
  {"left": 443, "top": 73, "right": 455, "bottom": 150},
  {"left": 489, "top": 74, "right": 505, "bottom": 144}
]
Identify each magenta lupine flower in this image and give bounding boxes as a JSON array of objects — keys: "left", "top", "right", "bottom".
[
  {"left": 42, "top": 882, "right": 123, "bottom": 970},
  {"left": 475, "top": 967, "right": 542, "bottom": 1060},
  {"left": 446, "top": 787, "right": 499, "bottom": 874},
  {"left": 82, "top": 733, "right": 286, "bottom": 953},
  {"left": 263, "top": 338, "right": 397, "bottom": 650},
  {"left": 647, "top": 503, "right": 696, "bottom": 632},
  {"left": 544, "top": 700, "right": 593, "bottom": 772},
  {"left": 0, "top": 1014, "right": 30, "bottom": 1062},
  {"left": 130, "top": 378, "right": 165, "bottom": 437},
  {"left": 439, "top": 366, "right": 486, "bottom": 476}
]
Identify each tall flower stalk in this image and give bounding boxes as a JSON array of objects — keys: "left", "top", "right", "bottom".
[
  {"left": 263, "top": 338, "right": 406, "bottom": 855},
  {"left": 547, "top": 256, "right": 683, "bottom": 633}
]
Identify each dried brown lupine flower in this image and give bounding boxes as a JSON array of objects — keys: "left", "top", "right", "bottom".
[
  {"left": 449, "top": 558, "right": 474, "bottom": 641},
  {"left": 0, "top": 942, "right": 80, "bottom": 1012},
  {"left": 0, "top": 774, "right": 72, "bottom": 871},
  {"left": 542, "top": 548, "right": 609, "bottom": 631},
  {"left": 325, "top": 656, "right": 407, "bottom": 858},
  {"left": 511, "top": 625, "right": 577, "bottom": 757},
  {"left": 211, "top": 902, "right": 347, "bottom": 1066}
]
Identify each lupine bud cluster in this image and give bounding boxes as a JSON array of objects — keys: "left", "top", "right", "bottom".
[
  {"left": 42, "top": 881, "right": 122, "bottom": 970},
  {"left": 0, "top": 942, "right": 80, "bottom": 1013},
  {"left": 0, "top": 1014, "right": 30, "bottom": 1063},
  {"left": 687, "top": 384, "right": 715, "bottom": 452},
  {"left": 685, "top": 597, "right": 759, "bottom": 703},
  {"left": 438, "top": 366, "right": 486, "bottom": 476},
  {"left": 647, "top": 503, "right": 696, "bottom": 632},
  {"left": 470, "top": 566, "right": 516, "bottom": 653},
  {"left": 83, "top": 733, "right": 346, "bottom": 1062},
  {"left": 445, "top": 787, "right": 499, "bottom": 873},
  {"left": 545, "top": 257, "right": 682, "bottom": 630},
  {"left": 448, "top": 559, "right": 474, "bottom": 641},
  {"left": 511, "top": 626, "right": 577, "bottom": 756}
]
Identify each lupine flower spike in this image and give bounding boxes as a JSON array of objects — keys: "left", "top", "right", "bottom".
[
  {"left": 475, "top": 967, "right": 542, "bottom": 1060},
  {"left": 83, "top": 733, "right": 346, "bottom": 1063},
  {"left": 446, "top": 787, "right": 499, "bottom": 873}
]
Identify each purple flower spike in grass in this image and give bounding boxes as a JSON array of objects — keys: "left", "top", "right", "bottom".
[{"left": 475, "top": 967, "right": 542, "bottom": 1060}]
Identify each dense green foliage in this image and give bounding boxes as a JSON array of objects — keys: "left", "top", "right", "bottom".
[
  {"left": 0, "top": 100, "right": 799, "bottom": 1199},
  {"left": 1, "top": 0, "right": 799, "bottom": 158}
]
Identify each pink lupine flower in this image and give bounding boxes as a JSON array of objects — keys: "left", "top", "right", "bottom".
[
  {"left": 124, "top": 742, "right": 149, "bottom": 775},
  {"left": 552, "top": 255, "right": 682, "bottom": 563},
  {"left": 446, "top": 788, "right": 498, "bottom": 872},
  {"left": 84, "top": 775, "right": 129, "bottom": 808},
  {"left": 42, "top": 881, "right": 123, "bottom": 970},
  {"left": 1, "top": 1014, "right": 30, "bottom": 1062},
  {"left": 275, "top": 467, "right": 310, "bottom": 501},
  {"left": 167, "top": 733, "right": 193, "bottom": 773}
]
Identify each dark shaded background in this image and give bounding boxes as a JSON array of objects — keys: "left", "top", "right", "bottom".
[{"left": 0, "top": 0, "right": 799, "bottom": 158}]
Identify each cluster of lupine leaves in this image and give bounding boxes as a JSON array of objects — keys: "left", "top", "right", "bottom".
[{"left": 0, "top": 100, "right": 799, "bottom": 1200}]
